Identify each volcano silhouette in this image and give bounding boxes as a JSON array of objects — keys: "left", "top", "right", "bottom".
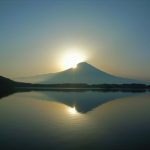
[{"left": 16, "top": 62, "right": 139, "bottom": 84}]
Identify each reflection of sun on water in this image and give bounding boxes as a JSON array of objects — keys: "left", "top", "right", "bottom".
[{"left": 68, "top": 106, "right": 78, "bottom": 115}]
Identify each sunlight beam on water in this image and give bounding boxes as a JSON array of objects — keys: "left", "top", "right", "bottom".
[{"left": 67, "top": 106, "right": 79, "bottom": 115}]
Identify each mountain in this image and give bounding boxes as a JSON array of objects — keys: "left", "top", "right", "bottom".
[
  {"left": 0, "top": 76, "right": 18, "bottom": 98},
  {"left": 15, "top": 73, "right": 55, "bottom": 83},
  {"left": 15, "top": 62, "right": 141, "bottom": 84},
  {"left": 0, "top": 76, "right": 16, "bottom": 88}
]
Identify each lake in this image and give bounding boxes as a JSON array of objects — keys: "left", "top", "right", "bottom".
[{"left": 0, "top": 91, "right": 150, "bottom": 150}]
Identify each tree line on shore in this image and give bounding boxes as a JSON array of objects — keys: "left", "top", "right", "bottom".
[{"left": 0, "top": 76, "right": 150, "bottom": 91}]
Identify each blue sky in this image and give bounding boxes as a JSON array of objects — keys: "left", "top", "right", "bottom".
[{"left": 0, "top": 0, "right": 150, "bottom": 81}]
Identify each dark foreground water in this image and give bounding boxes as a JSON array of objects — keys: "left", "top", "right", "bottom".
[{"left": 0, "top": 91, "right": 150, "bottom": 150}]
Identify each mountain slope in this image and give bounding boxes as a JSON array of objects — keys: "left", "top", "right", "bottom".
[
  {"left": 0, "top": 76, "right": 16, "bottom": 87},
  {"left": 15, "top": 62, "right": 141, "bottom": 84},
  {"left": 15, "top": 73, "right": 55, "bottom": 83}
]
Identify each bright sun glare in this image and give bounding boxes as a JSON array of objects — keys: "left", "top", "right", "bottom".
[
  {"left": 68, "top": 106, "right": 78, "bottom": 115},
  {"left": 61, "top": 48, "right": 86, "bottom": 70}
]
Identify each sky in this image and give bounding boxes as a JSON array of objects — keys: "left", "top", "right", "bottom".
[{"left": 0, "top": 0, "right": 150, "bottom": 81}]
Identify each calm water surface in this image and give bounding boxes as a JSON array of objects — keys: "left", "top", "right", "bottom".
[{"left": 0, "top": 91, "right": 150, "bottom": 150}]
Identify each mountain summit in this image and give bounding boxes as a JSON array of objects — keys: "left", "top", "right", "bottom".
[{"left": 15, "top": 62, "right": 140, "bottom": 84}]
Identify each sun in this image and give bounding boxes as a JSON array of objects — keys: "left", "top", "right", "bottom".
[
  {"left": 61, "top": 49, "right": 86, "bottom": 70},
  {"left": 72, "top": 63, "right": 77, "bottom": 69},
  {"left": 63, "top": 53, "right": 83, "bottom": 69}
]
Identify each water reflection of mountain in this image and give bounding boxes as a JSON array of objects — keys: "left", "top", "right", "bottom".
[
  {"left": 40, "top": 91, "right": 140, "bottom": 113},
  {"left": 0, "top": 91, "right": 15, "bottom": 99},
  {"left": 0, "top": 89, "right": 144, "bottom": 113}
]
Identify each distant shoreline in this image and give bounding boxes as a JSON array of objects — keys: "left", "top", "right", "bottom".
[
  {"left": 15, "top": 83, "right": 150, "bottom": 91},
  {"left": 0, "top": 75, "right": 150, "bottom": 95},
  {"left": 15, "top": 86, "right": 150, "bottom": 93}
]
